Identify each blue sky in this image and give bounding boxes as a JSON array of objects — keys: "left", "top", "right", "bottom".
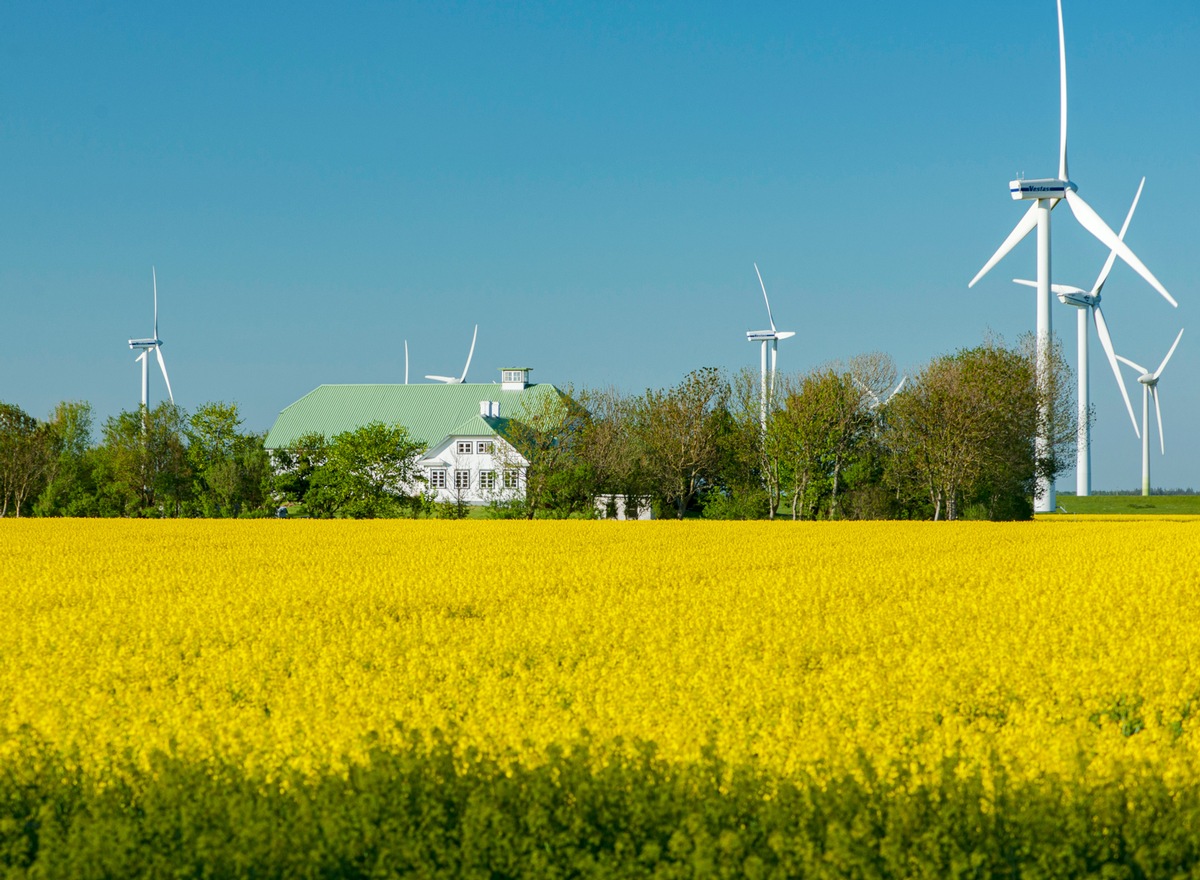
[{"left": 3, "top": 1, "right": 1197, "bottom": 491}]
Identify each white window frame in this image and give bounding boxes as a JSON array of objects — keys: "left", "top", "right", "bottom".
[
  {"left": 503, "top": 468, "right": 520, "bottom": 489},
  {"left": 454, "top": 469, "right": 471, "bottom": 490},
  {"left": 476, "top": 440, "right": 494, "bottom": 455},
  {"left": 456, "top": 440, "right": 473, "bottom": 455},
  {"left": 480, "top": 470, "right": 496, "bottom": 490},
  {"left": 428, "top": 468, "right": 447, "bottom": 489}
]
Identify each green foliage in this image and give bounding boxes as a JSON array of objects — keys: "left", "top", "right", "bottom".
[
  {"left": 2, "top": 734, "right": 1200, "bottom": 878},
  {"left": 301, "top": 422, "right": 426, "bottom": 519},
  {"left": 185, "top": 402, "right": 273, "bottom": 517},
  {"left": 94, "top": 403, "right": 191, "bottom": 517},
  {"left": 0, "top": 401, "right": 58, "bottom": 517},
  {"left": 498, "top": 387, "right": 593, "bottom": 519}
]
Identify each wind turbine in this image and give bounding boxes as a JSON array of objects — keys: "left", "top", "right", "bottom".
[
  {"left": 1115, "top": 329, "right": 1183, "bottom": 497},
  {"left": 425, "top": 324, "right": 478, "bottom": 384},
  {"left": 968, "top": 0, "right": 1173, "bottom": 513},
  {"left": 127, "top": 267, "right": 174, "bottom": 409},
  {"left": 746, "top": 264, "right": 795, "bottom": 432},
  {"left": 854, "top": 375, "right": 907, "bottom": 411},
  {"left": 1011, "top": 178, "right": 1173, "bottom": 496}
]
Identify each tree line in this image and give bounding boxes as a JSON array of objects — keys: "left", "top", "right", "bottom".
[{"left": 0, "top": 336, "right": 1075, "bottom": 521}]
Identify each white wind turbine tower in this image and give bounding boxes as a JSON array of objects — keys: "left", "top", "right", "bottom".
[
  {"left": 746, "top": 264, "right": 795, "bottom": 432},
  {"left": 1116, "top": 329, "right": 1183, "bottom": 497},
  {"left": 1011, "top": 178, "right": 1175, "bottom": 496},
  {"left": 425, "top": 324, "right": 478, "bottom": 384},
  {"left": 968, "top": 0, "right": 1173, "bottom": 513},
  {"left": 127, "top": 267, "right": 174, "bottom": 409}
]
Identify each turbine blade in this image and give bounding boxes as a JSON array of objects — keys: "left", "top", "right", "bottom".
[
  {"left": 155, "top": 345, "right": 173, "bottom": 403},
  {"left": 850, "top": 375, "right": 877, "bottom": 405},
  {"left": 887, "top": 376, "right": 907, "bottom": 402},
  {"left": 1093, "top": 177, "right": 1145, "bottom": 295},
  {"left": 1154, "top": 328, "right": 1184, "bottom": 379},
  {"left": 153, "top": 266, "right": 159, "bottom": 339},
  {"left": 969, "top": 201, "right": 1039, "bottom": 288},
  {"left": 753, "top": 263, "right": 776, "bottom": 332},
  {"left": 1013, "top": 278, "right": 1086, "bottom": 296},
  {"left": 1114, "top": 354, "right": 1148, "bottom": 373},
  {"left": 425, "top": 375, "right": 455, "bottom": 383},
  {"left": 1064, "top": 190, "right": 1176, "bottom": 306},
  {"left": 459, "top": 324, "right": 478, "bottom": 383},
  {"left": 1057, "top": 0, "right": 1069, "bottom": 181},
  {"left": 1153, "top": 387, "right": 1164, "bottom": 455},
  {"left": 1093, "top": 305, "right": 1139, "bottom": 437}
]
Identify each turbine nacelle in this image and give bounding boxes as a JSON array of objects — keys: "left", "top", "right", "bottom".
[
  {"left": 128, "top": 337, "right": 162, "bottom": 348},
  {"left": 1057, "top": 290, "right": 1096, "bottom": 309},
  {"left": 1009, "top": 178, "right": 1075, "bottom": 200},
  {"left": 746, "top": 330, "right": 795, "bottom": 342}
]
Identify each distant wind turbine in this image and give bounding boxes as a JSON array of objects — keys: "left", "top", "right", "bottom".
[
  {"left": 746, "top": 264, "right": 795, "bottom": 433},
  {"left": 426, "top": 325, "right": 478, "bottom": 384},
  {"left": 1116, "top": 329, "right": 1183, "bottom": 497},
  {"left": 968, "top": 0, "right": 1173, "bottom": 512},
  {"left": 127, "top": 267, "right": 174, "bottom": 408}
]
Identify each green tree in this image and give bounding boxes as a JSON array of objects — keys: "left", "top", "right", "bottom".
[
  {"left": 496, "top": 387, "right": 592, "bottom": 519},
  {"left": 0, "top": 402, "right": 55, "bottom": 517},
  {"left": 186, "top": 402, "right": 271, "bottom": 516},
  {"left": 576, "top": 386, "right": 651, "bottom": 517},
  {"left": 883, "top": 337, "right": 1075, "bottom": 521},
  {"left": 631, "top": 368, "right": 728, "bottom": 519},
  {"left": 96, "top": 403, "right": 191, "bottom": 517},
  {"left": 270, "top": 432, "right": 329, "bottom": 510},
  {"left": 33, "top": 401, "right": 101, "bottom": 517},
  {"left": 702, "top": 368, "right": 775, "bottom": 520},
  {"left": 305, "top": 422, "right": 425, "bottom": 519}
]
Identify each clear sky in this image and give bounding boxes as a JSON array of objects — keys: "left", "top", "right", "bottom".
[{"left": 3, "top": 1, "right": 1197, "bottom": 492}]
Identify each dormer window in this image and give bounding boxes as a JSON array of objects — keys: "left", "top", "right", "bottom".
[{"left": 500, "top": 368, "right": 531, "bottom": 391}]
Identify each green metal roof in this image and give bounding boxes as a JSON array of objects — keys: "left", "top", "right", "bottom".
[{"left": 264, "top": 383, "right": 563, "bottom": 450}]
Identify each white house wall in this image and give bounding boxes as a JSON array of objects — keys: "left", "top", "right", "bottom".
[{"left": 419, "top": 435, "right": 529, "bottom": 505}]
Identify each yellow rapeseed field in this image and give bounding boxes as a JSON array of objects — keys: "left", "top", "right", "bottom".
[{"left": 2, "top": 518, "right": 1198, "bottom": 792}]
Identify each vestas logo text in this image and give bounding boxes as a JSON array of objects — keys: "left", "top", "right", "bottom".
[{"left": 1012, "top": 185, "right": 1065, "bottom": 192}]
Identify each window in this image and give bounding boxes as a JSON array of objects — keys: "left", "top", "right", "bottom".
[
  {"left": 503, "top": 369, "right": 526, "bottom": 384},
  {"left": 480, "top": 471, "right": 496, "bottom": 490},
  {"left": 454, "top": 469, "right": 471, "bottom": 490},
  {"left": 503, "top": 469, "right": 520, "bottom": 489},
  {"left": 477, "top": 440, "right": 494, "bottom": 455},
  {"left": 428, "top": 469, "right": 447, "bottom": 489},
  {"left": 456, "top": 440, "right": 473, "bottom": 455}
]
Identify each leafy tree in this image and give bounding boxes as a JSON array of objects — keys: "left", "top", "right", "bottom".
[
  {"left": 496, "top": 387, "right": 592, "bottom": 519},
  {"left": 883, "top": 337, "right": 1075, "bottom": 520},
  {"left": 271, "top": 432, "right": 329, "bottom": 509},
  {"left": 0, "top": 402, "right": 54, "bottom": 517},
  {"left": 305, "top": 422, "right": 425, "bottom": 519},
  {"left": 773, "top": 370, "right": 848, "bottom": 520},
  {"left": 703, "top": 368, "right": 776, "bottom": 520},
  {"left": 95, "top": 403, "right": 191, "bottom": 517},
  {"left": 34, "top": 401, "right": 100, "bottom": 517},
  {"left": 576, "top": 386, "right": 651, "bottom": 516},
  {"left": 631, "top": 368, "right": 727, "bottom": 519},
  {"left": 186, "top": 402, "right": 271, "bottom": 516}
]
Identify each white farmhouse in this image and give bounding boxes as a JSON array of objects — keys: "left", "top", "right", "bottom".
[{"left": 264, "top": 368, "right": 560, "bottom": 505}]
